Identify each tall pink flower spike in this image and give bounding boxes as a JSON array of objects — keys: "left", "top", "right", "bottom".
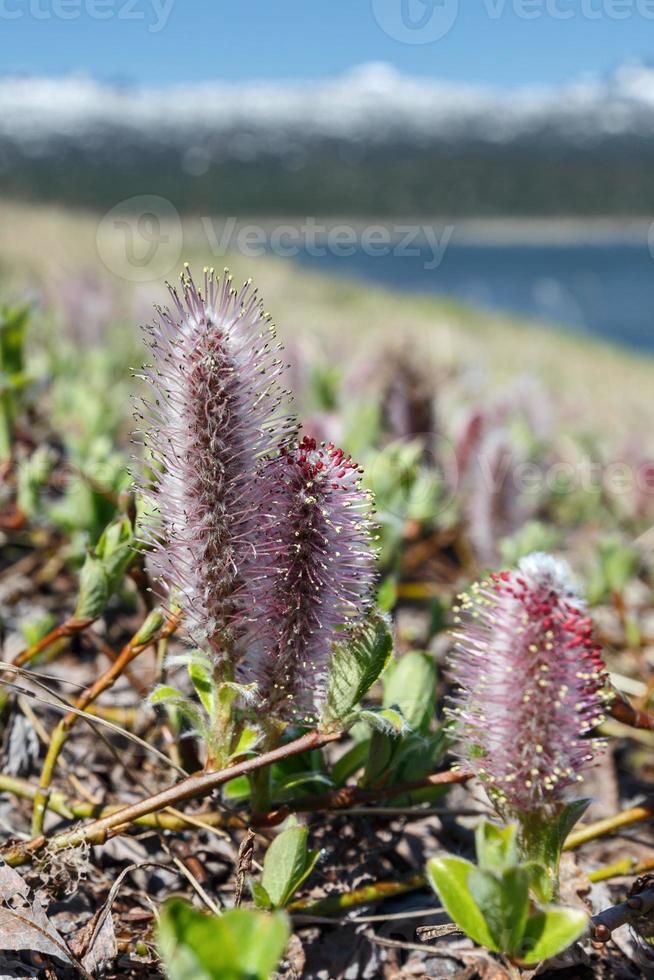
[
  {"left": 137, "top": 266, "right": 296, "bottom": 658},
  {"left": 240, "top": 435, "right": 376, "bottom": 719},
  {"left": 448, "top": 553, "right": 610, "bottom": 818}
]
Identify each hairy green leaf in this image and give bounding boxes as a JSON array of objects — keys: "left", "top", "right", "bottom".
[{"left": 323, "top": 614, "right": 393, "bottom": 725}]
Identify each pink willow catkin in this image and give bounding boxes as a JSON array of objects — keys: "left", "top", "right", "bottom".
[
  {"left": 138, "top": 267, "right": 295, "bottom": 657},
  {"left": 239, "top": 436, "right": 376, "bottom": 719},
  {"left": 448, "top": 553, "right": 609, "bottom": 817}
]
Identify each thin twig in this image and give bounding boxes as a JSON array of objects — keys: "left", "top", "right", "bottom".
[
  {"left": 2, "top": 729, "right": 343, "bottom": 866},
  {"left": 288, "top": 874, "right": 427, "bottom": 915},
  {"left": 591, "top": 885, "right": 654, "bottom": 941},
  {"left": 608, "top": 693, "right": 654, "bottom": 731},
  {"left": 11, "top": 617, "right": 95, "bottom": 668},
  {"left": 31, "top": 612, "right": 179, "bottom": 834},
  {"left": 564, "top": 803, "right": 654, "bottom": 851},
  {"left": 258, "top": 768, "right": 473, "bottom": 826}
]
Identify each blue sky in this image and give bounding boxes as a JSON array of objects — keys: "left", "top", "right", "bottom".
[{"left": 2, "top": 0, "right": 653, "bottom": 87}]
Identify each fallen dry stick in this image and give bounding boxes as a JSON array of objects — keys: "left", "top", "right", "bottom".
[
  {"left": 591, "top": 885, "right": 654, "bottom": 942},
  {"left": 2, "top": 729, "right": 344, "bottom": 866}
]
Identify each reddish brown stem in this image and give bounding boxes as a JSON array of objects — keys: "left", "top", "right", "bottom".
[
  {"left": 4, "top": 729, "right": 344, "bottom": 866},
  {"left": 11, "top": 617, "right": 95, "bottom": 668},
  {"left": 609, "top": 693, "right": 654, "bottom": 731},
  {"left": 259, "top": 768, "right": 474, "bottom": 826}
]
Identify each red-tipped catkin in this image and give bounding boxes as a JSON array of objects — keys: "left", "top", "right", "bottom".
[
  {"left": 240, "top": 435, "right": 376, "bottom": 719},
  {"left": 448, "top": 552, "right": 609, "bottom": 818},
  {"left": 137, "top": 266, "right": 295, "bottom": 657}
]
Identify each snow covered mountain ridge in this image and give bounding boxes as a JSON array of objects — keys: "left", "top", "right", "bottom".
[{"left": 3, "top": 60, "right": 654, "bottom": 154}]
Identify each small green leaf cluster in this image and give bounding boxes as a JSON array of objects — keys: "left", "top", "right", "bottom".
[
  {"left": 157, "top": 900, "right": 289, "bottom": 980},
  {"left": 74, "top": 515, "right": 136, "bottom": 620},
  {"left": 427, "top": 822, "right": 588, "bottom": 966},
  {"left": 252, "top": 821, "right": 320, "bottom": 910},
  {"left": 150, "top": 649, "right": 257, "bottom": 768}
]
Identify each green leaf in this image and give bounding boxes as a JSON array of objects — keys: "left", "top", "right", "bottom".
[
  {"left": 554, "top": 799, "right": 591, "bottom": 854},
  {"left": 331, "top": 739, "right": 370, "bottom": 786},
  {"left": 260, "top": 824, "right": 318, "bottom": 909},
  {"left": 189, "top": 662, "right": 213, "bottom": 716},
  {"left": 523, "top": 862, "right": 553, "bottom": 905},
  {"left": 229, "top": 727, "right": 261, "bottom": 759},
  {"left": 518, "top": 907, "right": 588, "bottom": 965},
  {"left": 250, "top": 882, "right": 272, "bottom": 910},
  {"left": 382, "top": 651, "right": 437, "bottom": 734},
  {"left": 94, "top": 515, "right": 135, "bottom": 590},
  {"left": 523, "top": 799, "right": 591, "bottom": 899},
  {"left": 377, "top": 576, "right": 398, "bottom": 613},
  {"left": 360, "top": 729, "right": 397, "bottom": 788},
  {"left": 133, "top": 609, "right": 165, "bottom": 645},
  {"left": 323, "top": 614, "right": 393, "bottom": 725},
  {"left": 222, "top": 775, "right": 251, "bottom": 801},
  {"left": 468, "top": 866, "right": 529, "bottom": 954},
  {"left": 74, "top": 516, "right": 135, "bottom": 619},
  {"left": 475, "top": 821, "right": 519, "bottom": 873},
  {"left": 426, "top": 856, "right": 498, "bottom": 951},
  {"left": 275, "top": 772, "right": 333, "bottom": 796},
  {"left": 157, "top": 899, "right": 290, "bottom": 980},
  {"left": 149, "top": 685, "right": 185, "bottom": 705},
  {"left": 74, "top": 554, "right": 110, "bottom": 620},
  {"left": 357, "top": 706, "right": 407, "bottom": 734}
]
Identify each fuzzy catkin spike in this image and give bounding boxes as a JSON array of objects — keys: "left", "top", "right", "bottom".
[
  {"left": 137, "top": 267, "right": 296, "bottom": 657},
  {"left": 448, "top": 552, "right": 609, "bottom": 820},
  {"left": 240, "top": 436, "right": 376, "bottom": 720}
]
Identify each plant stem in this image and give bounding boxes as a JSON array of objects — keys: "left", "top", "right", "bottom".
[
  {"left": 3, "top": 729, "right": 343, "bottom": 866},
  {"left": 564, "top": 803, "right": 654, "bottom": 851},
  {"left": 257, "top": 767, "right": 473, "bottom": 826},
  {"left": 591, "top": 885, "right": 654, "bottom": 941},
  {"left": 31, "top": 612, "right": 178, "bottom": 835},
  {"left": 288, "top": 874, "right": 427, "bottom": 915},
  {"left": 588, "top": 856, "right": 654, "bottom": 883},
  {"left": 11, "top": 616, "right": 95, "bottom": 668},
  {"left": 608, "top": 692, "right": 654, "bottom": 731},
  {"left": 206, "top": 658, "right": 236, "bottom": 770},
  {"left": 0, "top": 773, "right": 243, "bottom": 831},
  {"left": 248, "top": 721, "right": 285, "bottom": 816}
]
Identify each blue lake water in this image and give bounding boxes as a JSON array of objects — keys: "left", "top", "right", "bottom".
[{"left": 293, "top": 240, "right": 654, "bottom": 353}]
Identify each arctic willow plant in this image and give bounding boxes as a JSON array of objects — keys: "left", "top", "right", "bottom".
[
  {"left": 241, "top": 436, "right": 376, "bottom": 721},
  {"left": 139, "top": 267, "right": 294, "bottom": 656},
  {"left": 139, "top": 267, "right": 375, "bottom": 764},
  {"left": 426, "top": 554, "right": 610, "bottom": 965},
  {"left": 448, "top": 552, "right": 610, "bottom": 876}
]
